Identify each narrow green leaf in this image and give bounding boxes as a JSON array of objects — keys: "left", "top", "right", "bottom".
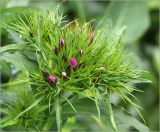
[
  {"left": 0, "top": 79, "right": 29, "bottom": 87},
  {"left": 0, "top": 108, "right": 10, "bottom": 115},
  {"left": 92, "top": 88, "right": 101, "bottom": 119},
  {"left": 105, "top": 94, "right": 117, "bottom": 132},
  {"left": 55, "top": 96, "right": 62, "bottom": 132},
  {"left": 15, "top": 97, "right": 43, "bottom": 119},
  {"left": 0, "top": 119, "right": 18, "bottom": 128},
  {"left": 63, "top": 96, "right": 77, "bottom": 113}
]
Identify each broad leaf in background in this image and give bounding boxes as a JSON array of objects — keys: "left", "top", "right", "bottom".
[
  {"left": 0, "top": 51, "right": 38, "bottom": 72},
  {"left": 0, "top": 61, "right": 12, "bottom": 83},
  {"left": 62, "top": 98, "right": 150, "bottom": 132},
  {"left": 0, "top": 43, "right": 32, "bottom": 53},
  {"left": 102, "top": 1, "right": 150, "bottom": 43},
  {"left": 114, "top": 106, "right": 150, "bottom": 132}
]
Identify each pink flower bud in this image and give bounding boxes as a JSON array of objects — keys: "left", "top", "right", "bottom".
[
  {"left": 59, "top": 38, "right": 64, "bottom": 46},
  {"left": 48, "top": 75, "right": 57, "bottom": 84},
  {"left": 62, "top": 71, "right": 67, "bottom": 77},
  {"left": 69, "top": 57, "right": 77, "bottom": 68}
]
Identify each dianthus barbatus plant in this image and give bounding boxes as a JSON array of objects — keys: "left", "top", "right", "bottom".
[{"left": 0, "top": 7, "right": 150, "bottom": 132}]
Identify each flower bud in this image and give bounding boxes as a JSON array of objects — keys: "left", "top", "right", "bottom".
[
  {"left": 63, "top": 55, "right": 67, "bottom": 62},
  {"left": 42, "top": 71, "right": 49, "bottom": 77},
  {"left": 62, "top": 71, "right": 67, "bottom": 77},
  {"left": 48, "top": 75, "right": 57, "bottom": 84},
  {"left": 54, "top": 47, "right": 59, "bottom": 55},
  {"left": 59, "top": 38, "right": 64, "bottom": 46},
  {"left": 69, "top": 57, "right": 77, "bottom": 68}
]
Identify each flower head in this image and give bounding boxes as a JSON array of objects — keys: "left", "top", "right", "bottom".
[
  {"left": 48, "top": 75, "right": 57, "bottom": 84},
  {"left": 59, "top": 38, "right": 64, "bottom": 46},
  {"left": 69, "top": 57, "right": 77, "bottom": 68}
]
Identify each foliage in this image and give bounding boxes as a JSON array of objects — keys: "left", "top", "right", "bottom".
[
  {"left": 0, "top": 6, "right": 151, "bottom": 132},
  {"left": 0, "top": 0, "right": 159, "bottom": 131}
]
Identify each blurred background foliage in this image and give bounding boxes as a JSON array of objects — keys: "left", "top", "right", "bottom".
[{"left": 0, "top": 0, "right": 159, "bottom": 131}]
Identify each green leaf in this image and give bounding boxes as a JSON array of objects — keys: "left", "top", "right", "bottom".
[
  {"left": 62, "top": 98, "right": 150, "bottom": 132},
  {"left": 55, "top": 96, "right": 62, "bottom": 132},
  {"left": 101, "top": 1, "right": 150, "bottom": 43},
  {"left": 0, "top": 51, "right": 38, "bottom": 72},
  {"left": 113, "top": 106, "right": 150, "bottom": 132},
  {"left": 0, "top": 43, "right": 33, "bottom": 53},
  {"left": 0, "top": 119, "right": 18, "bottom": 128},
  {"left": 15, "top": 97, "right": 43, "bottom": 119},
  {"left": 105, "top": 94, "right": 117, "bottom": 132},
  {"left": 0, "top": 60, "right": 12, "bottom": 76}
]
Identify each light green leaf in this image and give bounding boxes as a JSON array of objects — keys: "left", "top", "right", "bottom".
[
  {"left": 0, "top": 43, "right": 33, "bottom": 53},
  {"left": 0, "top": 52, "right": 38, "bottom": 72},
  {"left": 62, "top": 98, "right": 150, "bottom": 132},
  {"left": 101, "top": 1, "right": 150, "bottom": 43},
  {"left": 114, "top": 106, "right": 150, "bottom": 132},
  {"left": 0, "top": 119, "right": 18, "bottom": 128}
]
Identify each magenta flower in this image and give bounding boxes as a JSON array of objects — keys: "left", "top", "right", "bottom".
[
  {"left": 48, "top": 75, "right": 57, "bottom": 84},
  {"left": 59, "top": 38, "right": 64, "bottom": 46},
  {"left": 69, "top": 57, "right": 77, "bottom": 68}
]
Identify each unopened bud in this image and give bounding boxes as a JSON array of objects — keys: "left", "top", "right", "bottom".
[
  {"left": 69, "top": 57, "right": 77, "bottom": 68},
  {"left": 54, "top": 47, "right": 59, "bottom": 55},
  {"left": 62, "top": 71, "right": 67, "bottom": 77},
  {"left": 48, "top": 75, "right": 57, "bottom": 84},
  {"left": 59, "top": 38, "right": 64, "bottom": 46}
]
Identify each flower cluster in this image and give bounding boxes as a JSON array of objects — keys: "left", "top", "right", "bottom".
[
  {"left": 43, "top": 38, "right": 80, "bottom": 85},
  {"left": 41, "top": 25, "right": 96, "bottom": 87}
]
